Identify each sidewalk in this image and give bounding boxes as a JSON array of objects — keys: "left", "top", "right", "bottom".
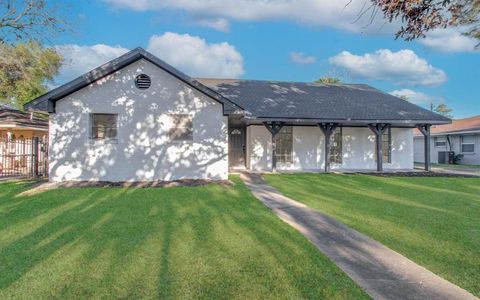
[{"left": 240, "top": 172, "right": 478, "bottom": 300}]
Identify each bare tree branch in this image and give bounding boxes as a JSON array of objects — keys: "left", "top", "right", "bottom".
[{"left": 0, "top": 0, "right": 68, "bottom": 44}]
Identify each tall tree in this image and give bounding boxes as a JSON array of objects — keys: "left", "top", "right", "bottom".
[
  {"left": 0, "top": 42, "right": 62, "bottom": 108},
  {"left": 366, "top": 0, "right": 479, "bottom": 44},
  {"left": 0, "top": 1, "right": 68, "bottom": 109},
  {"left": 0, "top": 0, "right": 67, "bottom": 44},
  {"left": 434, "top": 103, "right": 454, "bottom": 118},
  {"left": 315, "top": 77, "right": 342, "bottom": 84}
]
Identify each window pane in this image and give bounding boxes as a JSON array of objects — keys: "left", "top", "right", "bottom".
[
  {"left": 93, "top": 114, "right": 117, "bottom": 127},
  {"left": 434, "top": 137, "right": 447, "bottom": 147},
  {"left": 462, "top": 135, "right": 474, "bottom": 144},
  {"left": 275, "top": 126, "right": 293, "bottom": 164},
  {"left": 330, "top": 128, "right": 342, "bottom": 164},
  {"left": 169, "top": 114, "right": 193, "bottom": 141},
  {"left": 462, "top": 144, "right": 474, "bottom": 153},
  {"left": 91, "top": 114, "right": 117, "bottom": 140},
  {"left": 374, "top": 128, "right": 392, "bottom": 163},
  {"left": 382, "top": 128, "right": 391, "bottom": 163}
]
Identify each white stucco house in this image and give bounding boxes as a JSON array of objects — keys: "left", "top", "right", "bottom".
[
  {"left": 414, "top": 115, "right": 480, "bottom": 165},
  {"left": 25, "top": 48, "right": 450, "bottom": 182}
]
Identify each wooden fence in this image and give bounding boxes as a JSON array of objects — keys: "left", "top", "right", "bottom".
[{"left": 0, "top": 137, "right": 48, "bottom": 178}]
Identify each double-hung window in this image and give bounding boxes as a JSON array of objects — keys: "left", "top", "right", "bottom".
[
  {"left": 330, "top": 127, "right": 342, "bottom": 164},
  {"left": 90, "top": 114, "right": 118, "bottom": 140},
  {"left": 375, "top": 128, "right": 392, "bottom": 163},
  {"left": 274, "top": 126, "right": 293, "bottom": 164},
  {"left": 461, "top": 135, "right": 475, "bottom": 153},
  {"left": 434, "top": 136, "right": 447, "bottom": 147}
]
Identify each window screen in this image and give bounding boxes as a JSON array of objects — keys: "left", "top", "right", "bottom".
[
  {"left": 91, "top": 114, "right": 118, "bottom": 140},
  {"left": 169, "top": 114, "right": 193, "bottom": 141},
  {"left": 275, "top": 126, "right": 293, "bottom": 164}
]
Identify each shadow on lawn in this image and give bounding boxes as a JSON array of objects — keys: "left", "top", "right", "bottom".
[{"left": 0, "top": 178, "right": 359, "bottom": 299}]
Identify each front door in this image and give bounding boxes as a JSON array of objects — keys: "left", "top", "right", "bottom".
[{"left": 229, "top": 127, "right": 245, "bottom": 169}]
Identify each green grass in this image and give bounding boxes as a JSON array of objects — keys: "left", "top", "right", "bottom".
[
  {"left": 0, "top": 176, "right": 367, "bottom": 299},
  {"left": 264, "top": 173, "right": 480, "bottom": 297}
]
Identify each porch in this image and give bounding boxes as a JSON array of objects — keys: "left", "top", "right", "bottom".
[{"left": 228, "top": 117, "right": 434, "bottom": 173}]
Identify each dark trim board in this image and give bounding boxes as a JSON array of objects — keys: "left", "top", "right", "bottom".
[{"left": 245, "top": 117, "right": 449, "bottom": 126}]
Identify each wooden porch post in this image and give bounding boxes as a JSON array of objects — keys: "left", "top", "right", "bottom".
[
  {"left": 368, "top": 124, "right": 389, "bottom": 172},
  {"left": 416, "top": 124, "right": 432, "bottom": 171},
  {"left": 32, "top": 137, "right": 39, "bottom": 177},
  {"left": 318, "top": 123, "right": 338, "bottom": 172},
  {"left": 263, "top": 122, "right": 284, "bottom": 172}
]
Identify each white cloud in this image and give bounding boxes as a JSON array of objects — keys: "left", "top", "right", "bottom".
[
  {"left": 194, "top": 17, "right": 230, "bottom": 32},
  {"left": 329, "top": 49, "right": 447, "bottom": 86},
  {"left": 55, "top": 44, "right": 129, "bottom": 82},
  {"left": 104, "top": 0, "right": 395, "bottom": 33},
  {"left": 290, "top": 52, "right": 316, "bottom": 64},
  {"left": 419, "top": 28, "right": 479, "bottom": 53},
  {"left": 146, "top": 32, "right": 244, "bottom": 78},
  {"left": 389, "top": 89, "right": 441, "bottom": 105},
  {"left": 54, "top": 33, "right": 244, "bottom": 83}
]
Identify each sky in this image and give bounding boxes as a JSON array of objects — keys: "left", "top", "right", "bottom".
[{"left": 50, "top": 0, "right": 479, "bottom": 118}]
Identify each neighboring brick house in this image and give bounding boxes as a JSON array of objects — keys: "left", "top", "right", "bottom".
[{"left": 414, "top": 115, "right": 480, "bottom": 165}]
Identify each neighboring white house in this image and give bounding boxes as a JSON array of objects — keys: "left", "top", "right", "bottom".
[
  {"left": 25, "top": 48, "right": 450, "bottom": 182},
  {"left": 414, "top": 115, "right": 480, "bottom": 165}
]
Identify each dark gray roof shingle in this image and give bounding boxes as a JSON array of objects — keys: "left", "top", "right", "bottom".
[
  {"left": 197, "top": 79, "right": 450, "bottom": 124},
  {"left": 23, "top": 47, "right": 449, "bottom": 125}
]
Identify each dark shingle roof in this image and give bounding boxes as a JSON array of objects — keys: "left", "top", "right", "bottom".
[
  {"left": 23, "top": 47, "right": 449, "bottom": 125},
  {"left": 197, "top": 78, "right": 450, "bottom": 124}
]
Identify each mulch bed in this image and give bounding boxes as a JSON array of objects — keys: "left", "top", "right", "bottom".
[
  {"left": 357, "top": 172, "right": 479, "bottom": 178},
  {"left": 48, "top": 179, "right": 233, "bottom": 188}
]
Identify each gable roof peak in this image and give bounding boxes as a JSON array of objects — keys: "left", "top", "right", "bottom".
[{"left": 24, "top": 47, "right": 243, "bottom": 113}]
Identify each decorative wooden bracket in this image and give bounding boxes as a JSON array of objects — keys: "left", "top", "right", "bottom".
[
  {"left": 416, "top": 124, "right": 432, "bottom": 171},
  {"left": 416, "top": 124, "right": 431, "bottom": 136},
  {"left": 263, "top": 121, "right": 285, "bottom": 138},
  {"left": 368, "top": 123, "right": 390, "bottom": 172}
]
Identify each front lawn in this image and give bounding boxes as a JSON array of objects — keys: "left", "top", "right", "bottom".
[
  {"left": 264, "top": 174, "right": 480, "bottom": 297},
  {"left": 0, "top": 176, "right": 367, "bottom": 299}
]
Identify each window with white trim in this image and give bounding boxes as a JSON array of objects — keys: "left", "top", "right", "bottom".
[
  {"left": 90, "top": 114, "right": 118, "bottom": 140},
  {"left": 275, "top": 126, "right": 293, "bottom": 164},
  {"left": 382, "top": 128, "right": 392, "bottom": 163},
  {"left": 434, "top": 136, "right": 447, "bottom": 147},
  {"left": 168, "top": 114, "right": 193, "bottom": 141},
  {"left": 330, "top": 127, "right": 342, "bottom": 164},
  {"left": 461, "top": 135, "right": 475, "bottom": 153}
]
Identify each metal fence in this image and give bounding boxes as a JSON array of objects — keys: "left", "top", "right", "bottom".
[{"left": 0, "top": 137, "right": 48, "bottom": 178}]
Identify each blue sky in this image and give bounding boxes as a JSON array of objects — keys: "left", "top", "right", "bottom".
[{"left": 52, "top": 0, "right": 479, "bottom": 118}]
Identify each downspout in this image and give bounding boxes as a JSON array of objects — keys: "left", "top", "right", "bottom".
[{"left": 446, "top": 135, "right": 452, "bottom": 151}]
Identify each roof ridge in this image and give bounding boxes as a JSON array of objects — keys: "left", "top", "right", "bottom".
[
  {"left": 195, "top": 77, "right": 366, "bottom": 86},
  {"left": 452, "top": 115, "right": 480, "bottom": 121}
]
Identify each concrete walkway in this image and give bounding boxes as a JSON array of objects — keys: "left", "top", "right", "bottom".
[{"left": 240, "top": 172, "right": 478, "bottom": 300}]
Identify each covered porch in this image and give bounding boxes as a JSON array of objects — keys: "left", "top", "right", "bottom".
[{"left": 228, "top": 116, "right": 435, "bottom": 173}]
